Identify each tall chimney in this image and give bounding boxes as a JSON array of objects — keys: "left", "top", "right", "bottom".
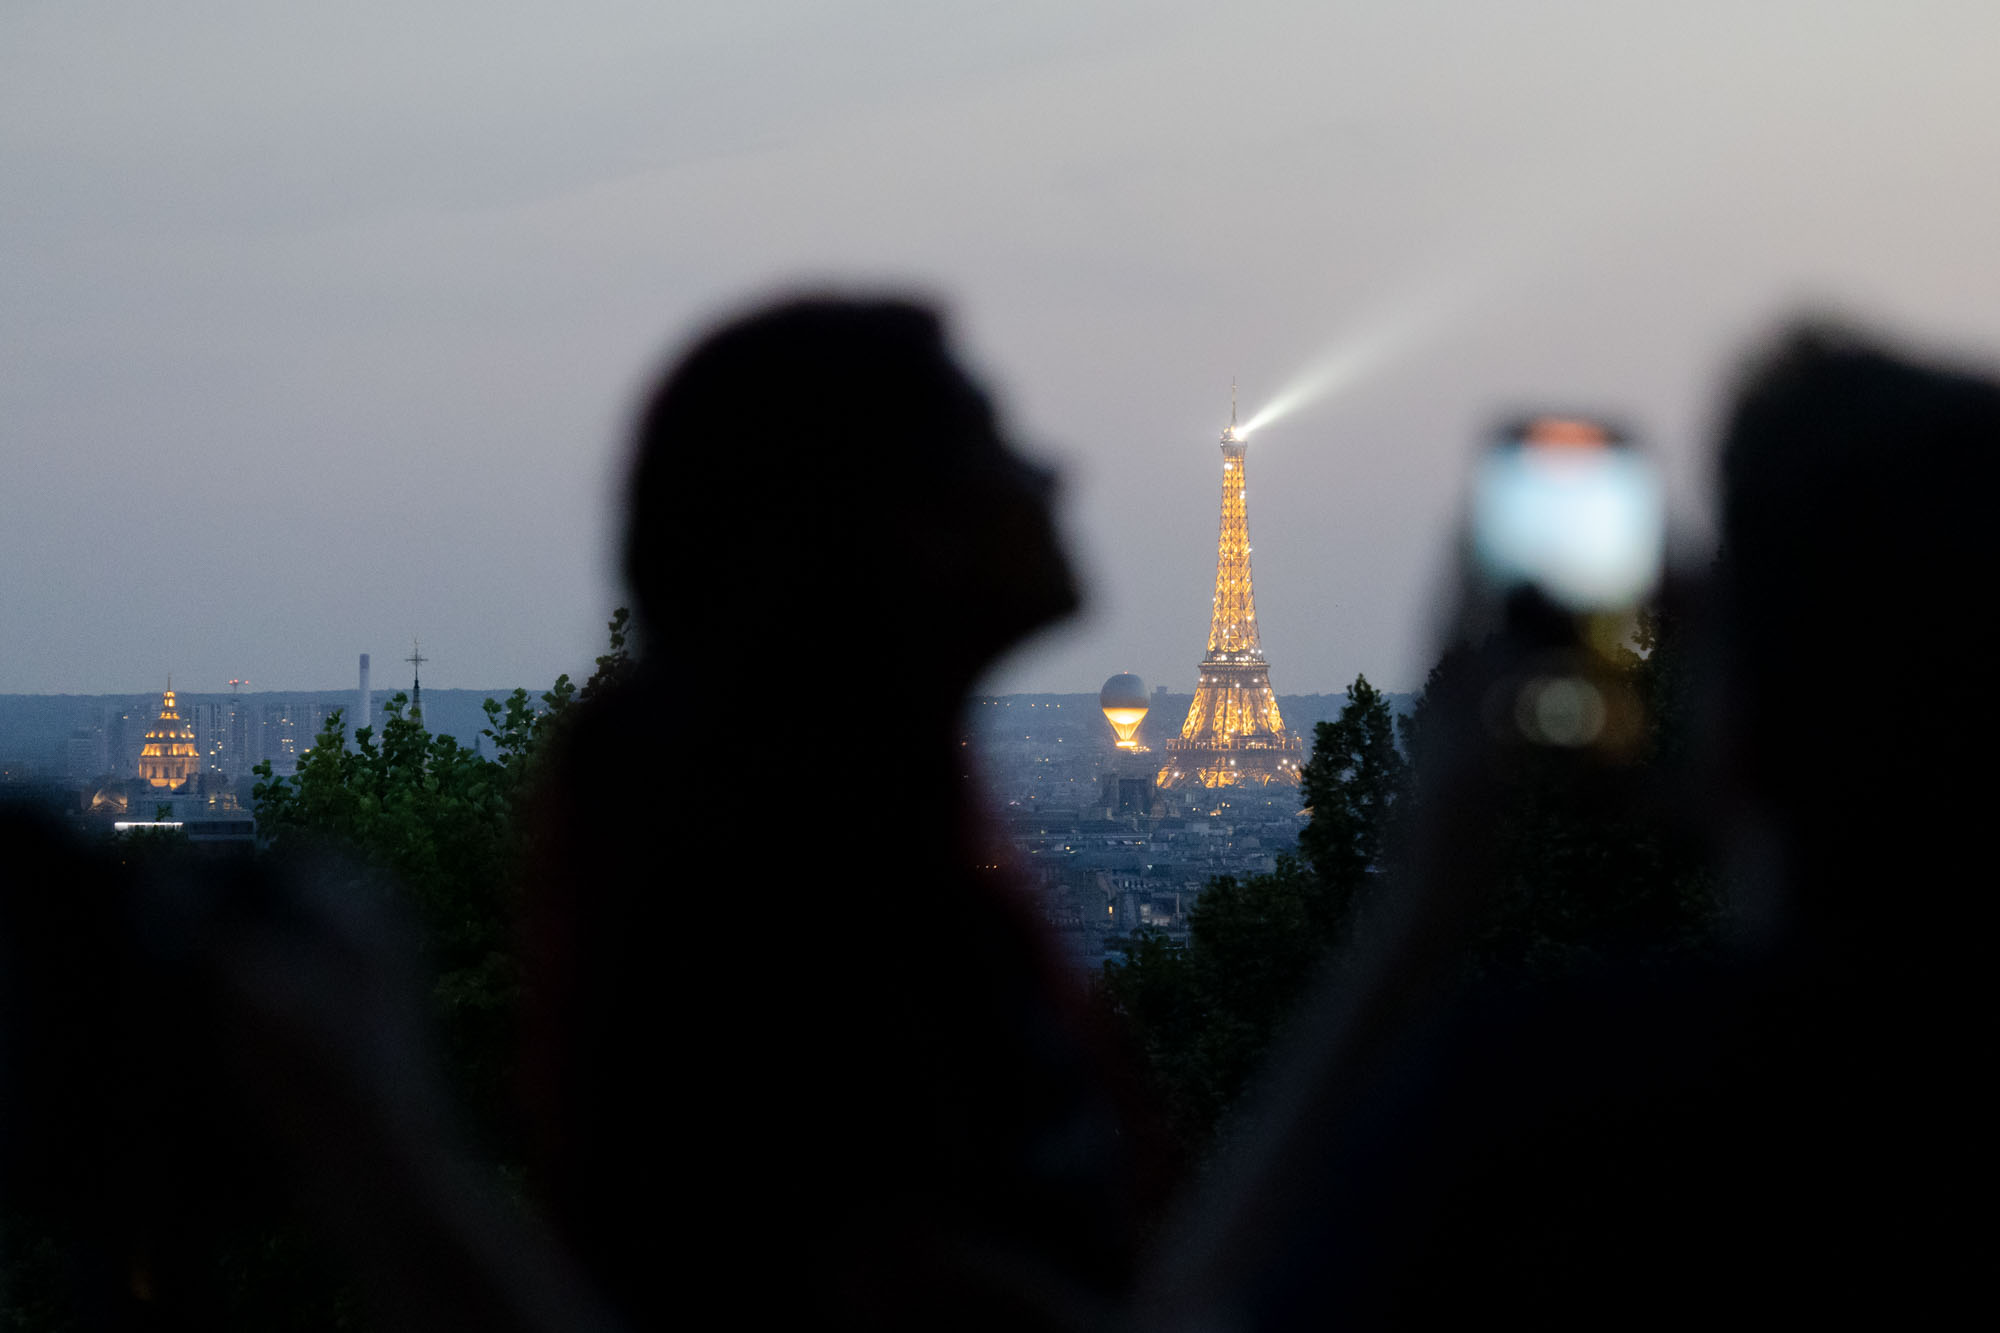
[{"left": 358, "top": 653, "right": 372, "bottom": 737}]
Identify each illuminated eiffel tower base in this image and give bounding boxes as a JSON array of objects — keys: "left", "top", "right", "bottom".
[{"left": 1158, "top": 396, "right": 1304, "bottom": 789}]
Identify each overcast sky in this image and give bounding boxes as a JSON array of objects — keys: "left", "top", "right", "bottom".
[{"left": 6, "top": 1, "right": 1999, "bottom": 697}]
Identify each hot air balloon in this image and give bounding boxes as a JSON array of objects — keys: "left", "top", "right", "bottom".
[{"left": 1099, "top": 673, "right": 1150, "bottom": 751}]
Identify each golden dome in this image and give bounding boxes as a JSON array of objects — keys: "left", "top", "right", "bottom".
[{"left": 137, "top": 681, "right": 200, "bottom": 790}]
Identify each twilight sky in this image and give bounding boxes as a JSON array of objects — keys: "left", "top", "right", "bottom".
[{"left": 6, "top": 1, "right": 1999, "bottom": 697}]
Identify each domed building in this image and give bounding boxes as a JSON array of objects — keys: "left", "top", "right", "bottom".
[{"left": 137, "top": 682, "right": 200, "bottom": 791}]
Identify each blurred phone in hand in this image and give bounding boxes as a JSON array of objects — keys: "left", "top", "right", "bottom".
[
  {"left": 1461, "top": 416, "right": 1665, "bottom": 754},
  {"left": 1471, "top": 415, "right": 1663, "bottom": 616}
]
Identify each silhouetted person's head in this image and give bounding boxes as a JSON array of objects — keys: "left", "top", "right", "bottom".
[
  {"left": 1717, "top": 324, "right": 1999, "bottom": 915},
  {"left": 625, "top": 297, "right": 1076, "bottom": 699}
]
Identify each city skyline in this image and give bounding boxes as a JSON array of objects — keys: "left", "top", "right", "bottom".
[{"left": 7, "top": 3, "right": 2000, "bottom": 696}]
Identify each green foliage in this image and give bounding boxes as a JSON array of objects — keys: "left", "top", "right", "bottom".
[
  {"left": 1105, "top": 861, "right": 1325, "bottom": 1152},
  {"left": 0, "top": 618, "right": 631, "bottom": 1331},
  {"left": 1298, "top": 674, "right": 1409, "bottom": 916},
  {"left": 576, "top": 607, "right": 634, "bottom": 705},
  {"left": 0, "top": 1218, "right": 77, "bottom": 1333},
  {"left": 1098, "top": 676, "right": 1402, "bottom": 1157},
  {"left": 253, "top": 692, "right": 521, "bottom": 1144},
  {"left": 1098, "top": 627, "right": 1723, "bottom": 1171},
  {"left": 248, "top": 611, "right": 629, "bottom": 1150}
]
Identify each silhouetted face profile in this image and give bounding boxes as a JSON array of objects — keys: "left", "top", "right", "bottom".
[{"left": 625, "top": 297, "right": 1077, "bottom": 691}]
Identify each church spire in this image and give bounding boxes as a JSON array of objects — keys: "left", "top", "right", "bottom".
[{"left": 406, "top": 638, "right": 428, "bottom": 719}]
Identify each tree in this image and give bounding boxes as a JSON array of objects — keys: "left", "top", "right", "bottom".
[
  {"left": 0, "top": 621, "right": 630, "bottom": 1332},
  {"left": 1096, "top": 627, "right": 1725, "bottom": 1176},
  {"left": 254, "top": 692, "right": 522, "bottom": 1145},
  {"left": 575, "top": 607, "right": 634, "bottom": 706},
  {"left": 249, "top": 611, "right": 627, "bottom": 1149},
  {"left": 1096, "top": 675, "right": 1407, "bottom": 1160},
  {"left": 1297, "top": 674, "right": 1408, "bottom": 930}
]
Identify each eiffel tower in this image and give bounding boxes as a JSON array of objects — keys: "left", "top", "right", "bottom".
[{"left": 1159, "top": 384, "right": 1305, "bottom": 789}]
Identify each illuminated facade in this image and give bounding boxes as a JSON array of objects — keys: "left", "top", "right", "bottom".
[
  {"left": 137, "top": 682, "right": 201, "bottom": 790},
  {"left": 1158, "top": 401, "right": 1304, "bottom": 789}
]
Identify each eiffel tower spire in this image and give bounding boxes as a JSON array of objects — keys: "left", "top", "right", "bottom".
[{"left": 1158, "top": 392, "right": 1303, "bottom": 789}]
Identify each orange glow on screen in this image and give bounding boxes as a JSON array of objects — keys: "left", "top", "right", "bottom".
[{"left": 1524, "top": 417, "right": 1609, "bottom": 449}]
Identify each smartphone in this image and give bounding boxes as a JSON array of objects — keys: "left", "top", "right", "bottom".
[{"left": 1470, "top": 416, "right": 1663, "bottom": 614}]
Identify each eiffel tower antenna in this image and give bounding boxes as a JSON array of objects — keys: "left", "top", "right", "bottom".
[{"left": 1159, "top": 401, "right": 1303, "bottom": 789}]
